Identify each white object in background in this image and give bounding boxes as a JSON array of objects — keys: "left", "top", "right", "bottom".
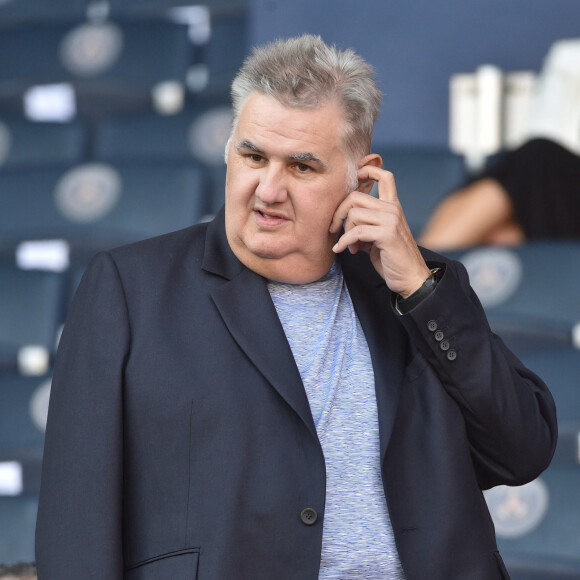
[
  {"left": 152, "top": 81, "right": 185, "bottom": 115},
  {"left": 167, "top": 5, "right": 211, "bottom": 45},
  {"left": 527, "top": 38, "right": 580, "bottom": 156},
  {"left": 449, "top": 65, "right": 503, "bottom": 172},
  {"left": 0, "top": 462, "right": 23, "bottom": 496},
  {"left": 475, "top": 64, "right": 503, "bottom": 158},
  {"left": 0, "top": 120, "right": 12, "bottom": 166},
  {"left": 16, "top": 239, "right": 70, "bottom": 272},
  {"left": 18, "top": 345, "right": 51, "bottom": 377},
  {"left": 503, "top": 71, "right": 537, "bottom": 150},
  {"left": 30, "top": 378, "right": 52, "bottom": 433},
  {"left": 572, "top": 322, "right": 580, "bottom": 350},
  {"left": 449, "top": 73, "right": 478, "bottom": 158},
  {"left": 60, "top": 21, "right": 124, "bottom": 78},
  {"left": 24, "top": 83, "right": 77, "bottom": 122}
]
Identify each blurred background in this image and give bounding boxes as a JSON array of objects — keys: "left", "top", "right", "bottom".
[{"left": 0, "top": 1, "right": 579, "bottom": 578}]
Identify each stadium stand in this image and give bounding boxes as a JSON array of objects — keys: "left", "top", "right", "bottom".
[
  {"left": 0, "top": 18, "right": 193, "bottom": 118},
  {"left": 490, "top": 346, "right": 580, "bottom": 577},
  {"left": 0, "top": 116, "right": 87, "bottom": 169},
  {"left": 0, "top": 3, "right": 578, "bottom": 577},
  {"left": 0, "top": 265, "right": 66, "bottom": 374},
  {"left": 0, "top": 162, "right": 208, "bottom": 270},
  {"left": 0, "top": 372, "right": 51, "bottom": 565},
  {"left": 0, "top": 0, "right": 87, "bottom": 23},
  {"left": 93, "top": 104, "right": 231, "bottom": 214},
  {"left": 447, "top": 242, "right": 580, "bottom": 354},
  {"left": 0, "top": 3, "right": 245, "bottom": 562}
]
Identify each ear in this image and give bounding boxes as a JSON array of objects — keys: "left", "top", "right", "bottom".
[{"left": 357, "top": 153, "right": 383, "bottom": 194}]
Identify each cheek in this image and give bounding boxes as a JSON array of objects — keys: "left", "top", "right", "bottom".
[
  {"left": 298, "top": 198, "right": 338, "bottom": 234},
  {"left": 226, "top": 171, "right": 255, "bottom": 205}
]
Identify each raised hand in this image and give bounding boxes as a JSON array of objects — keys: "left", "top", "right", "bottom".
[{"left": 330, "top": 163, "right": 431, "bottom": 298}]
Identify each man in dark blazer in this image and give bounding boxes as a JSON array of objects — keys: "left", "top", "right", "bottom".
[{"left": 36, "top": 35, "right": 557, "bottom": 579}]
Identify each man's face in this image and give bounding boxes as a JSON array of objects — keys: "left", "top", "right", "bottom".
[{"left": 225, "top": 92, "right": 355, "bottom": 283}]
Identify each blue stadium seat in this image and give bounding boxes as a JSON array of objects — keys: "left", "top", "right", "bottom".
[
  {"left": 0, "top": 0, "right": 86, "bottom": 24},
  {"left": 373, "top": 147, "right": 467, "bottom": 235},
  {"left": 447, "top": 242, "right": 580, "bottom": 353},
  {"left": 0, "top": 495, "right": 38, "bottom": 565},
  {"left": 0, "top": 373, "right": 49, "bottom": 464},
  {"left": 93, "top": 105, "right": 230, "bottom": 164},
  {"left": 519, "top": 347, "right": 580, "bottom": 466},
  {"left": 0, "top": 161, "right": 208, "bottom": 266},
  {"left": 198, "top": 10, "right": 248, "bottom": 97},
  {"left": 93, "top": 105, "right": 230, "bottom": 214},
  {"left": 0, "top": 265, "right": 65, "bottom": 373},
  {"left": 0, "top": 372, "right": 49, "bottom": 565},
  {"left": 484, "top": 346, "right": 580, "bottom": 576},
  {"left": 0, "top": 19, "right": 192, "bottom": 116},
  {"left": 0, "top": 116, "right": 86, "bottom": 169},
  {"left": 506, "top": 556, "right": 580, "bottom": 580},
  {"left": 488, "top": 465, "right": 580, "bottom": 578}
]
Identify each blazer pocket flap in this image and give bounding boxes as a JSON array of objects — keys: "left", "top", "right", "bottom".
[{"left": 126, "top": 548, "right": 200, "bottom": 579}]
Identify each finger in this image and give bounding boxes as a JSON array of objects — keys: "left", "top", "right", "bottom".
[
  {"left": 332, "top": 224, "right": 381, "bottom": 254},
  {"left": 357, "top": 165, "right": 399, "bottom": 203},
  {"left": 329, "top": 191, "right": 385, "bottom": 233}
]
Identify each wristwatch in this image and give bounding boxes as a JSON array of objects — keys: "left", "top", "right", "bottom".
[{"left": 396, "top": 267, "right": 442, "bottom": 314}]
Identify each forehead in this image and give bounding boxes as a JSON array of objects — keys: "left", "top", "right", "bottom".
[{"left": 235, "top": 92, "right": 348, "bottom": 158}]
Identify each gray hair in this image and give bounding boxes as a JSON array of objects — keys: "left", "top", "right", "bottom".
[{"left": 226, "top": 34, "right": 382, "bottom": 167}]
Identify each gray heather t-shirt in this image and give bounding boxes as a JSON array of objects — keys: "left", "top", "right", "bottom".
[{"left": 268, "top": 261, "right": 405, "bottom": 579}]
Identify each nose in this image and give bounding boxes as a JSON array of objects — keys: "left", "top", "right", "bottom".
[{"left": 255, "top": 163, "right": 288, "bottom": 204}]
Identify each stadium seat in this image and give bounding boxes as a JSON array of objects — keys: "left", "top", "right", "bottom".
[
  {"left": 506, "top": 554, "right": 580, "bottom": 579},
  {"left": 0, "top": 265, "right": 65, "bottom": 373},
  {"left": 483, "top": 345, "right": 580, "bottom": 576},
  {"left": 0, "top": 161, "right": 208, "bottom": 266},
  {"left": 93, "top": 104, "right": 230, "bottom": 214},
  {"left": 0, "top": 19, "right": 192, "bottom": 116},
  {"left": 487, "top": 465, "right": 580, "bottom": 578},
  {"left": 0, "top": 0, "right": 87, "bottom": 24},
  {"left": 197, "top": 10, "right": 248, "bottom": 97},
  {"left": 372, "top": 146, "right": 467, "bottom": 235},
  {"left": 518, "top": 347, "right": 580, "bottom": 467},
  {"left": 0, "top": 373, "right": 49, "bottom": 464},
  {"left": 447, "top": 242, "right": 580, "bottom": 353},
  {"left": 0, "top": 495, "right": 38, "bottom": 566},
  {"left": 0, "top": 116, "right": 86, "bottom": 169},
  {"left": 93, "top": 104, "right": 230, "bottom": 164},
  {"left": 0, "top": 371, "right": 49, "bottom": 564}
]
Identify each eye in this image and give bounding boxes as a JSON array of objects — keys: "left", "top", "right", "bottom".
[
  {"left": 248, "top": 153, "right": 264, "bottom": 163},
  {"left": 295, "top": 162, "right": 311, "bottom": 173}
]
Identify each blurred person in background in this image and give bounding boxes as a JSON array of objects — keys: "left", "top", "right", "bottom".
[{"left": 419, "top": 38, "right": 580, "bottom": 252}]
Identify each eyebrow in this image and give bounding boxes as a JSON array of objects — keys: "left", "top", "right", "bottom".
[
  {"left": 235, "top": 139, "right": 328, "bottom": 170},
  {"left": 236, "top": 139, "right": 263, "bottom": 154},
  {"left": 288, "top": 152, "right": 327, "bottom": 170}
]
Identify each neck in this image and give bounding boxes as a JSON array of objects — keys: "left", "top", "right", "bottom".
[{"left": 233, "top": 248, "right": 336, "bottom": 284}]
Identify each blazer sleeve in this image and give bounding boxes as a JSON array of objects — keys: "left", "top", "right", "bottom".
[
  {"left": 36, "top": 252, "right": 129, "bottom": 579},
  {"left": 396, "top": 257, "right": 558, "bottom": 490}
]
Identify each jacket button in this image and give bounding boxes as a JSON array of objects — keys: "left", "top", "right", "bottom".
[
  {"left": 447, "top": 349, "right": 457, "bottom": 361},
  {"left": 440, "top": 340, "right": 450, "bottom": 351},
  {"left": 300, "top": 508, "right": 318, "bottom": 526},
  {"left": 427, "top": 320, "right": 438, "bottom": 332},
  {"left": 434, "top": 330, "right": 444, "bottom": 342}
]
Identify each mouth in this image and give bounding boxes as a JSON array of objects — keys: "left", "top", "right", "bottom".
[{"left": 253, "top": 208, "right": 288, "bottom": 226}]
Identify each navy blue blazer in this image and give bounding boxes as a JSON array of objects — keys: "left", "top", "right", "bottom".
[{"left": 36, "top": 209, "right": 557, "bottom": 579}]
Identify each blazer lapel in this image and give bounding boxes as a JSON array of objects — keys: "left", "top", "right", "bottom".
[
  {"left": 341, "top": 252, "right": 408, "bottom": 461},
  {"left": 202, "top": 210, "right": 318, "bottom": 439}
]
